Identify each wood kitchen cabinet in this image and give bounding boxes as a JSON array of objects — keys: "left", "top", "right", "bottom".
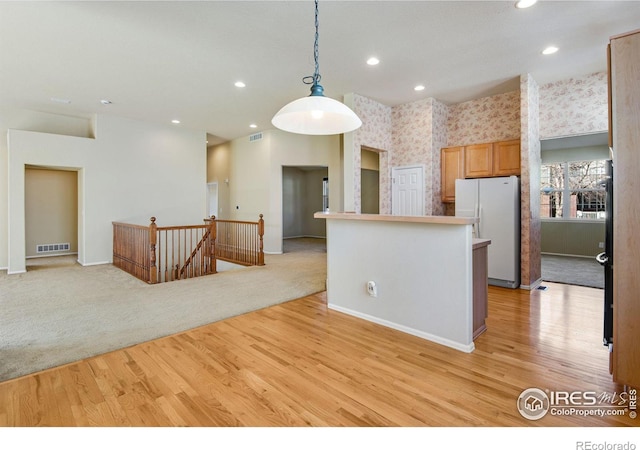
[
  {"left": 473, "top": 239, "right": 491, "bottom": 339},
  {"left": 464, "top": 143, "right": 493, "bottom": 178},
  {"left": 492, "top": 139, "right": 521, "bottom": 176},
  {"left": 440, "top": 146, "right": 464, "bottom": 203},
  {"left": 609, "top": 29, "right": 640, "bottom": 389},
  {"left": 464, "top": 140, "right": 521, "bottom": 178},
  {"left": 441, "top": 139, "right": 521, "bottom": 203}
]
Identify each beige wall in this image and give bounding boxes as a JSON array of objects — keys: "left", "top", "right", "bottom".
[
  {"left": 25, "top": 168, "right": 78, "bottom": 258},
  {"left": 219, "top": 129, "right": 340, "bottom": 254},
  {"left": 207, "top": 143, "right": 231, "bottom": 219},
  {"left": 3, "top": 111, "right": 206, "bottom": 273},
  {"left": 541, "top": 220, "right": 605, "bottom": 257}
]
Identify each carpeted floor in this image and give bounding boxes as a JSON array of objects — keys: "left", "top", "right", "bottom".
[
  {"left": 0, "top": 238, "right": 327, "bottom": 383},
  {"left": 541, "top": 254, "right": 604, "bottom": 289}
]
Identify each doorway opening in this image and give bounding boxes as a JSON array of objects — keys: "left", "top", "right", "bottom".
[
  {"left": 282, "top": 166, "right": 328, "bottom": 254},
  {"left": 361, "top": 147, "right": 380, "bottom": 214},
  {"left": 539, "top": 132, "right": 608, "bottom": 289},
  {"left": 25, "top": 166, "right": 79, "bottom": 270}
]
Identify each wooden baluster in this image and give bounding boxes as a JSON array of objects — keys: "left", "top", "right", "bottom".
[
  {"left": 258, "top": 214, "right": 264, "bottom": 266},
  {"left": 149, "top": 217, "right": 158, "bottom": 284},
  {"left": 210, "top": 215, "right": 217, "bottom": 274}
]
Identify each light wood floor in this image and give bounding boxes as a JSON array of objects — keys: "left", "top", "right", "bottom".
[{"left": 0, "top": 283, "right": 634, "bottom": 427}]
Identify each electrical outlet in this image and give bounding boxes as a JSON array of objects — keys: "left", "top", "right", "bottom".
[
  {"left": 366, "top": 281, "right": 377, "bottom": 297},
  {"left": 599, "top": 242, "right": 605, "bottom": 249}
]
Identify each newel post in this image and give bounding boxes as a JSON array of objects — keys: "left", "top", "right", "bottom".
[
  {"left": 208, "top": 215, "right": 217, "bottom": 274},
  {"left": 258, "top": 214, "right": 265, "bottom": 266},
  {"left": 149, "top": 217, "right": 158, "bottom": 284}
]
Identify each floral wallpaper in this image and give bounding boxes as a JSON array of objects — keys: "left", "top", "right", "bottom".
[
  {"left": 447, "top": 90, "right": 521, "bottom": 146},
  {"left": 392, "top": 98, "right": 433, "bottom": 214},
  {"left": 520, "top": 74, "right": 542, "bottom": 287},
  {"left": 539, "top": 72, "right": 608, "bottom": 139},
  {"left": 352, "top": 94, "right": 393, "bottom": 213},
  {"left": 347, "top": 71, "right": 606, "bottom": 230},
  {"left": 431, "top": 99, "right": 448, "bottom": 216}
]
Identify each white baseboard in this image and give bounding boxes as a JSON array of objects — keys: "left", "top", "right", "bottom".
[
  {"left": 542, "top": 252, "right": 597, "bottom": 260},
  {"left": 328, "top": 303, "right": 475, "bottom": 353},
  {"left": 520, "top": 277, "right": 543, "bottom": 290},
  {"left": 79, "top": 260, "right": 110, "bottom": 267},
  {"left": 7, "top": 270, "right": 27, "bottom": 275}
]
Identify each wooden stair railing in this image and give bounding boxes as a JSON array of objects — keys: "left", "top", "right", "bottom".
[
  {"left": 177, "top": 217, "right": 216, "bottom": 280},
  {"left": 113, "top": 214, "right": 264, "bottom": 284}
]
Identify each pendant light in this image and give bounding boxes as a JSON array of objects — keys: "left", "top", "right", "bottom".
[{"left": 271, "top": 0, "right": 362, "bottom": 135}]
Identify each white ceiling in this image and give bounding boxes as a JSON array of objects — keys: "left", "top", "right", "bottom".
[{"left": 1, "top": 1, "right": 639, "bottom": 146}]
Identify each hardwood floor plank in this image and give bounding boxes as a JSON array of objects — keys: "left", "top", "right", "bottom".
[{"left": 0, "top": 284, "right": 635, "bottom": 427}]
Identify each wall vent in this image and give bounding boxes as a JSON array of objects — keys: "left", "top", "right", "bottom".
[
  {"left": 249, "top": 132, "right": 263, "bottom": 142},
  {"left": 36, "top": 243, "right": 71, "bottom": 254}
]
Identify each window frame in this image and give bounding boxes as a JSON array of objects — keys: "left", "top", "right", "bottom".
[{"left": 540, "top": 159, "right": 607, "bottom": 221}]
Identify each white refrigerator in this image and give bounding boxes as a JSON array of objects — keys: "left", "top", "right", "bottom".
[{"left": 455, "top": 176, "right": 520, "bottom": 289}]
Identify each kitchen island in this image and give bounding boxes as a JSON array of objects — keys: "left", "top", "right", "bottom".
[{"left": 314, "top": 212, "right": 487, "bottom": 353}]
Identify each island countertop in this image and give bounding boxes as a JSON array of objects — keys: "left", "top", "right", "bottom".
[{"left": 314, "top": 212, "right": 478, "bottom": 225}]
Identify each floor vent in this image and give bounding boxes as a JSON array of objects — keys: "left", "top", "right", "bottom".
[
  {"left": 249, "top": 132, "right": 263, "bottom": 142},
  {"left": 36, "top": 243, "right": 71, "bottom": 254}
]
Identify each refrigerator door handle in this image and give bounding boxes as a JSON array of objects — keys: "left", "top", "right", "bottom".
[
  {"left": 477, "top": 204, "right": 482, "bottom": 238},
  {"left": 596, "top": 252, "right": 608, "bottom": 265}
]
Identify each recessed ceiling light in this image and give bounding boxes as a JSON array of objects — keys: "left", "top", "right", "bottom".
[
  {"left": 171, "top": 119, "right": 181, "bottom": 124},
  {"left": 367, "top": 57, "right": 380, "bottom": 66},
  {"left": 515, "top": 0, "right": 537, "bottom": 8},
  {"left": 542, "top": 46, "right": 559, "bottom": 55},
  {"left": 51, "top": 97, "right": 71, "bottom": 104},
  {"left": 414, "top": 85, "right": 425, "bottom": 91},
  {"left": 249, "top": 124, "right": 257, "bottom": 128},
  {"left": 100, "top": 99, "right": 112, "bottom": 105},
  {"left": 234, "top": 81, "right": 246, "bottom": 88}
]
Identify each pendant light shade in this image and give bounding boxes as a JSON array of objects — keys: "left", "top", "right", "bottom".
[
  {"left": 271, "top": 0, "right": 362, "bottom": 136},
  {"left": 272, "top": 86, "right": 362, "bottom": 136}
]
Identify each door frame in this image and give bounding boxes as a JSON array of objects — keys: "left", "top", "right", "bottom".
[
  {"left": 391, "top": 164, "right": 425, "bottom": 216},
  {"left": 206, "top": 182, "right": 218, "bottom": 218}
]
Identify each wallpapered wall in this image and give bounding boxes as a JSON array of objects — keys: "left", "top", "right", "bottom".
[
  {"left": 348, "top": 71, "right": 607, "bottom": 289},
  {"left": 448, "top": 90, "right": 521, "bottom": 146},
  {"left": 351, "top": 94, "right": 393, "bottom": 214},
  {"left": 520, "top": 74, "right": 542, "bottom": 287},
  {"left": 350, "top": 72, "right": 607, "bottom": 220},
  {"left": 539, "top": 72, "right": 609, "bottom": 139}
]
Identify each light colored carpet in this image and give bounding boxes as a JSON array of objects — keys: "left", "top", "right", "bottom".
[
  {"left": 0, "top": 238, "right": 327, "bottom": 383},
  {"left": 541, "top": 254, "right": 604, "bottom": 289}
]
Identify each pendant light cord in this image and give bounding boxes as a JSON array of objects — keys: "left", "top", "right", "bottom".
[{"left": 303, "top": 0, "right": 321, "bottom": 87}]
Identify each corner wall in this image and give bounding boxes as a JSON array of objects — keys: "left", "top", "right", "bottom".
[
  {"left": 224, "top": 129, "right": 340, "bottom": 254},
  {"left": 4, "top": 112, "right": 206, "bottom": 273},
  {"left": 520, "top": 74, "right": 542, "bottom": 288}
]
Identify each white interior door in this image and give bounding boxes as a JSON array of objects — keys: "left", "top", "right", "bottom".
[
  {"left": 207, "top": 182, "right": 218, "bottom": 218},
  {"left": 391, "top": 166, "right": 424, "bottom": 216}
]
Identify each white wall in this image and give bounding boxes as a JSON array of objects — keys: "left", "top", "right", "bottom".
[
  {"left": 4, "top": 112, "right": 206, "bottom": 272},
  {"left": 227, "top": 129, "right": 340, "bottom": 254},
  {"left": 325, "top": 218, "right": 475, "bottom": 352}
]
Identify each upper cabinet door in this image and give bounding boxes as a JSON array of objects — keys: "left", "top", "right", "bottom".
[
  {"left": 493, "top": 139, "right": 521, "bottom": 176},
  {"left": 441, "top": 146, "right": 464, "bottom": 203},
  {"left": 464, "top": 143, "right": 493, "bottom": 178}
]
